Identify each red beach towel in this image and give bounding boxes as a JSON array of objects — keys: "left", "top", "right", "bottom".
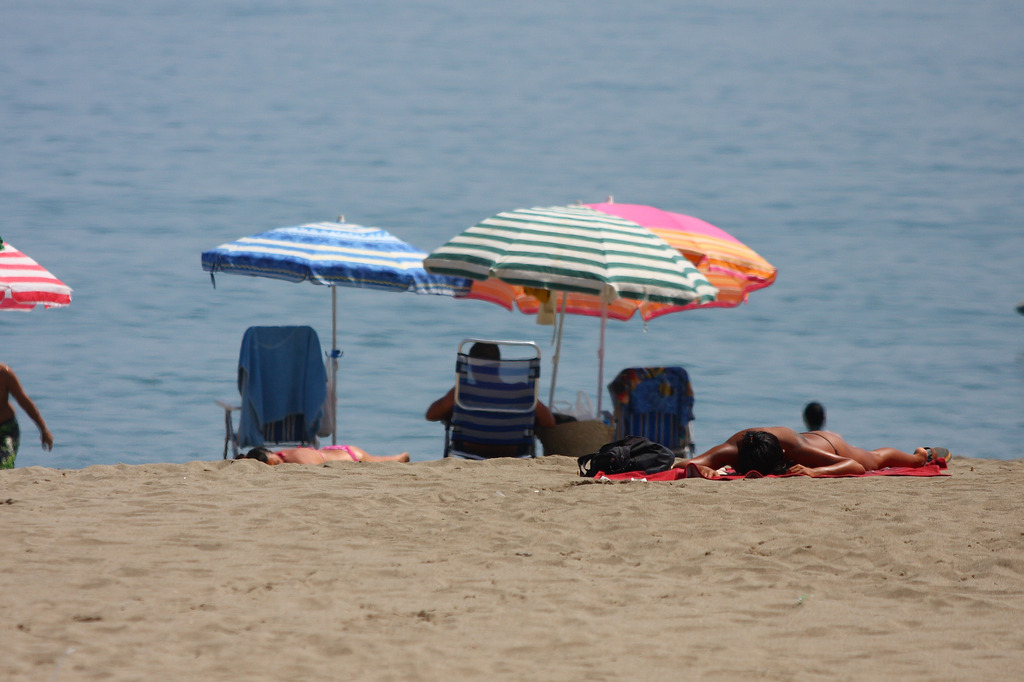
[{"left": 597, "top": 462, "right": 949, "bottom": 481}]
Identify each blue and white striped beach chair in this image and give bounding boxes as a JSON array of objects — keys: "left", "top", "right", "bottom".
[{"left": 444, "top": 339, "right": 541, "bottom": 459}]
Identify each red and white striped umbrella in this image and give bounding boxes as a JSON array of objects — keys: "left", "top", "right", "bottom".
[{"left": 0, "top": 240, "right": 72, "bottom": 311}]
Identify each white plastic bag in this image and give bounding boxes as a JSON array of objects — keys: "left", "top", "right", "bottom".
[
  {"left": 572, "top": 391, "right": 595, "bottom": 420},
  {"left": 553, "top": 391, "right": 595, "bottom": 421}
]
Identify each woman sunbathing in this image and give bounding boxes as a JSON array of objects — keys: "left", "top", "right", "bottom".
[
  {"left": 240, "top": 445, "right": 410, "bottom": 465},
  {"left": 676, "top": 427, "right": 948, "bottom": 478}
]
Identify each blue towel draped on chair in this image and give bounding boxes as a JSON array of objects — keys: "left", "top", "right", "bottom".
[{"left": 237, "top": 325, "right": 327, "bottom": 449}]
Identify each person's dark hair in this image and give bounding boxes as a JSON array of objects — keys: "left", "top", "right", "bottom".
[
  {"left": 735, "top": 430, "right": 791, "bottom": 475},
  {"left": 238, "top": 445, "right": 272, "bottom": 463},
  {"left": 468, "top": 342, "right": 500, "bottom": 361},
  {"left": 803, "top": 402, "right": 826, "bottom": 431}
]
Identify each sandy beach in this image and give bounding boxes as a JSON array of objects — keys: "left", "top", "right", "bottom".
[{"left": 1, "top": 455, "right": 1023, "bottom": 681}]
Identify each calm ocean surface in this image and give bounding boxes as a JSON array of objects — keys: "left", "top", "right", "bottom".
[{"left": 2, "top": 0, "right": 1022, "bottom": 467}]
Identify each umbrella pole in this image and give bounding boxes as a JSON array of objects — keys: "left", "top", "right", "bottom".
[
  {"left": 331, "top": 286, "right": 338, "bottom": 445},
  {"left": 597, "top": 298, "right": 607, "bottom": 416},
  {"left": 548, "top": 294, "right": 567, "bottom": 406}
]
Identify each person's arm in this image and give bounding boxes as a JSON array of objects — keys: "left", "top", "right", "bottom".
[
  {"left": 6, "top": 369, "right": 53, "bottom": 450},
  {"left": 425, "top": 387, "right": 455, "bottom": 422},
  {"left": 787, "top": 459, "right": 865, "bottom": 477},
  {"left": 672, "top": 432, "right": 743, "bottom": 476},
  {"left": 534, "top": 400, "right": 556, "bottom": 429},
  {"left": 776, "top": 431, "right": 866, "bottom": 477}
]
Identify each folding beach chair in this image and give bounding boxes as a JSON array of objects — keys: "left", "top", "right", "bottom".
[
  {"left": 443, "top": 339, "right": 542, "bottom": 459},
  {"left": 607, "top": 367, "right": 695, "bottom": 456},
  {"left": 220, "top": 325, "right": 328, "bottom": 458}
]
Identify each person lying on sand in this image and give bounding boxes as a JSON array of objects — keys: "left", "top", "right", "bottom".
[
  {"left": 239, "top": 445, "right": 410, "bottom": 465},
  {"left": 675, "top": 427, "right": 948, "bottom": 478}
]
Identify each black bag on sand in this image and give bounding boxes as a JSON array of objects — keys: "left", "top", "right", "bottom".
[{"left": 577, "top": 435, "right": 675, "bottom": 477}]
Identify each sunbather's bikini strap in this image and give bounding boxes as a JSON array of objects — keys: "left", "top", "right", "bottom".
[
  {"left": 805, "top": 431, "right": 838, "bottom": 455},
  {"left": 323, "top": 444, "right": 360, "bottom": 461}
]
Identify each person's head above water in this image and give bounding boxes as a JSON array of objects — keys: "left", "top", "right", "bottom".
[
  {"left": 735, "top": 430, "right": 791, "bottom": 475},
  {"left": 803, "top": 402, "right": 826, "bottom": 431}
]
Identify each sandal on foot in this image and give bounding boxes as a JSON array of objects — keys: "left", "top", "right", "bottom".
[{"left": 924, "top": 447, "right": 950, "bottom": 465}]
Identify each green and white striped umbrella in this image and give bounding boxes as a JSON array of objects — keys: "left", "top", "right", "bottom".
[
  {"left": 425, "top": 206, "right": 718, "bottom": 413},
  {"left": 424, "top": 205, "right": 718, "bottom": 306}
]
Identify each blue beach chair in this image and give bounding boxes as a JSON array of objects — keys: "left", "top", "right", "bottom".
[
  {"left": 443, "top": 339, "right": 542, "bottom": 459},
  {"left": 607, "top": 367, "right": 695, "bottom": 456}
]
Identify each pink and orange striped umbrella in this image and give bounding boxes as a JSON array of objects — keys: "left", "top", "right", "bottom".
[
  {"left": 0, "top": 240, "right": 72, "bottom": 311},
  {"left": 587, "top": 202, "right": 776, "bottom": 318},
  {"left": 461, "top": 203, "right": 775, "bottom": 321}
]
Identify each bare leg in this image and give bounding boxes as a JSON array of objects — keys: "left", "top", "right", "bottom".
[
  {"left": 823, "top": 432, "right": 928, "bottom": 470},
  {"left": 346, "top": 446, "right": 410, "bottom": 463},
  {"left": 870, "top": 447, "right": 928, "bottom": 468},
  {"left": 362, "top": 452, "right": 410, "bottom": 463}
]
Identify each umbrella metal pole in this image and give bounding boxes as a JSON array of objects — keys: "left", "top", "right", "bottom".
[
  {"left": 331, "top": 286, "right": 338, "bottom": 445},
  {"left": 548, "top": 295, "right": 567, "bottom": 406},
  {"left": 597, "top": 299, "right": 607, "bottom": 416}
]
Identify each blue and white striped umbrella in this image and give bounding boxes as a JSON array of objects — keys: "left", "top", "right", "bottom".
[
  {"left": 202, "top": 221, "right": 472, "bottom": 443},
  {"left": 201, "top": 221, "right": 470, "bottom": 296}
]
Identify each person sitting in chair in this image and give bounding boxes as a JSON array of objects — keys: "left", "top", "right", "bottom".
[
  {"left": 240, "top": 444, "right": 410, "bottom": 464},
  {"left": 425, "top": 342, "right": 555, "bottom": 457},
  {"left": 675, "top": 426, "right": 948, "bottom": 478}
]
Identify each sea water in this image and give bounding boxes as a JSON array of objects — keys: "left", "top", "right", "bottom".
[{"left": 2, "top": 0, "right": 1022, "bottom": 467}]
